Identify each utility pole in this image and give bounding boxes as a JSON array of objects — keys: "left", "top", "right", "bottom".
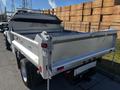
[
  {"left": 30, "top": 0, "right": 32, "bottom": 9},
  {"left": 22, "top": 0, "right": 32, "bottom": 9},
  {"left": 11, "top": 0, "right": 15, "bottom": 12},
  {"left": 22, "top": 0, "right": 26, "bottom": 9},
  {"left": 0, "top": 3, "right": 2, "bottom": 21},
  {"left": 0, "top": 2, "right": 3, "bottom": 14},
  {"left": 4, "top": 7, "right": 7, "bottom": 21}
]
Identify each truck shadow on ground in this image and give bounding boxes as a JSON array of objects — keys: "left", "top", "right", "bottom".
[
  {"left": 30, "top": 60, "right": 120, "bottom": 90},
  {"left": 97, "top": 59, "right": 120, "bottom": 77},
  {"left": 30, "top": 74, "right": 77, "bottom": 90},
  {"left": 30, "top": 72, "right": 108, "bottom": 90}
]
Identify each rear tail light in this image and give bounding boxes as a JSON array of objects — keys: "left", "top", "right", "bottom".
[
  {"left": 57, "top": 66, "right": 64, "bottom": 72},
  {"left": 41, "top": 43, "right": 48, "bottom": 48}
]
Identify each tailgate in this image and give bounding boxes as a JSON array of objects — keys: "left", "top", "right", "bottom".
[{"left": 50, "top": 30, "right": 117, "bottom": 75}]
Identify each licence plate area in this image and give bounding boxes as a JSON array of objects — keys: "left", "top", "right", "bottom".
[{"left": 74, "top": 61, "right": 96, "bottom": 76}]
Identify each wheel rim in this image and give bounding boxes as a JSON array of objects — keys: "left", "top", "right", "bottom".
[{"left": 21, "top": 62, "right": 27, "bottom": 82}]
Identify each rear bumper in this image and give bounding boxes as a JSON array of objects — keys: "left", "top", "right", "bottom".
[
  {"left": 74, "top": 61, "right": 96, "bottom": 76},
  {"left": 51, "top": 48, "right": 115, "bottom": 76}
]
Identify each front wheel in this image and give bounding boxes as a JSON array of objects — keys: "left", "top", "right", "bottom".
[
  {"left": 20, "top": 58, "right": 44, "bottom": 88},
  {"left": 5, "top": 36, "right": 11, "bottom": 50}
]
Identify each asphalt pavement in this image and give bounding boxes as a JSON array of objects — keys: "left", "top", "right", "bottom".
[{"left": 0, "top": 32, "right": 120, "bottom": 90}]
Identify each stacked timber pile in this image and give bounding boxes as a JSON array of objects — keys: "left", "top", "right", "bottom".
[
  {"left": 91, "top": 0, "right": 102, "bottom": 32},
  {"left": 68, "top": 4, "right": 83, "bottom": 31},
  {"left": 42, "top": 0, "right": 120, "bottom": 38},
  {"left": 111, "top": 5, "right": 120, "bottom": 37}
]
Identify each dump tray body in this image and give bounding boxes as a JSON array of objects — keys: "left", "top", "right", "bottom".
[{"left": 11, "top": 29, "right": 117, "bottom": 79}]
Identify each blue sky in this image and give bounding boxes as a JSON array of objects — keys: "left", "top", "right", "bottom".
[{"left": 0, "top": 0, "right": 93, "bottom": 13}]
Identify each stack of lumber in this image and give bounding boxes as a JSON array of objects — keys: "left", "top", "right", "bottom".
[
  {"left": 100, "top": 0, "right": 113, "bottom": 30},
  {"left": 82, "top": 2, "right": 91, "bottom": 32},
  {"left": 42, "top": 0, "right": 120, "bottom": 38},
  {"left": 111, "top": 5, "right": 120, "bottom": 38},
  {"left": 69, "top": 4, "right": 83, "bottom": 31},
  {"left": 60, "top": 6, "right": 70, "bottom": 21},
  {"left": 91, "top": 0, "right": 102, "bottom": 32},
  {"left": 54, "top": 7, "right": 61, "bottom": 19},
  {"left": 61, "top": 4, "right": 83, "bottom": 31}
]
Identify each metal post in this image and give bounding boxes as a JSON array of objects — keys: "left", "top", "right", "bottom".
[
  {"left": 47, "top": 79, "right": 50, "bottom": 90},
  {"left": 111, "top": 51, "right": 116, "bottom": 66},
  {"left": 46, "top": 65, "right": 51, "bottom": 90}
]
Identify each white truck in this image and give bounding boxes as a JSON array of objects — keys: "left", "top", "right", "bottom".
[{"left": 5, "top": 10, "right": 117, "bottom": 89}]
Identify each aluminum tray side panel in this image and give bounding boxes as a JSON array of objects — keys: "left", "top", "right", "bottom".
[{"left": 51, "top": 35, "right": 114, "bottom": 65}]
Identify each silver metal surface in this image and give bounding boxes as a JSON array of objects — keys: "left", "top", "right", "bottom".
[
  {"left": 11, "top": 29, "right": 117, "bottom": 79},
  {"left": 51, "top": 48, "right": 115, "bottom": 76},
  {"left": 51, "top": 35, "right": 114, "bottom": 64}
]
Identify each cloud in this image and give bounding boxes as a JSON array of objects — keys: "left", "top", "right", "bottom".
[
  {"left": 1, "top": 0, "right": 7, "bottom": 6},
  {"left": 48, "top": 0, "right": 57, "bottom": 8}
]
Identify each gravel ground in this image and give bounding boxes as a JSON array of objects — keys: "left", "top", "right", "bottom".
[{"left": 0, "top": 32, "right": 120, "bottom": 90}]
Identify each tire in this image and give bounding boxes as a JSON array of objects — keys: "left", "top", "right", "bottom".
[
  {"left": 5, "top": 36, "right": 11, "bottom": 50},
  {"left": 15, "top": 51, "right": 23, "bottom": 69},
  {"left": 20, "top": 58, "right": 44, "bottom": 88}
]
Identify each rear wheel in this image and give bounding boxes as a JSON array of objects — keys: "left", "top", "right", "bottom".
[{"left": 20, "top": 58, "right": 44, "bottom": 88}]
